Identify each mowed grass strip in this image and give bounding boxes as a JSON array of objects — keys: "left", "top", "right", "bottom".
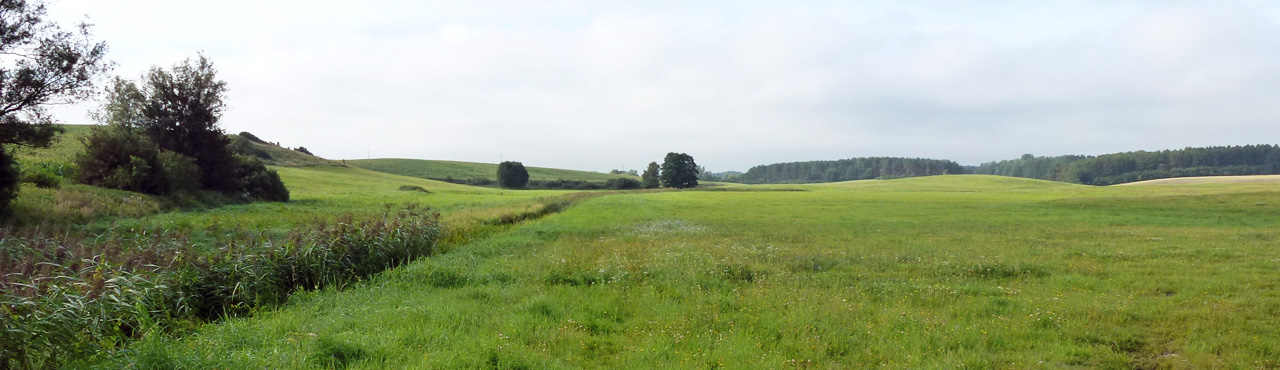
[{"left": 115, "top": 175, "right": 1280, "bottom": 368}]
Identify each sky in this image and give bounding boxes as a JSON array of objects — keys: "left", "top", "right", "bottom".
[{"left": 43, "top": 0, "right": 1280, "bottom": 172}]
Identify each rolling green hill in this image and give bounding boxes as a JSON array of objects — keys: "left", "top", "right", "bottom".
[{"left": 347, "top": 158, "right": 633, "bottom": 182}]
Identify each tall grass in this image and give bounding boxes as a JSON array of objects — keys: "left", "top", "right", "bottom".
[{"left": 0, "top": 205, "right": 443, "bottom": 369}]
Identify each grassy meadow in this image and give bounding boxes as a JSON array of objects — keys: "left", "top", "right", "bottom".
[
  {"left": 348, "top": 158, "right": 634, "bottom": 183},
  {"left": 113, "top": 175, "right": 1280, "bottom": 369}
]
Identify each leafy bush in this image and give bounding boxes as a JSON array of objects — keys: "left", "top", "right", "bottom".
[
  {"left": 158, "top": 151, "right": 200, "bottom": 194},
  {"left": 604, "top": 178, "right": 641, "bottom": 190},
  {"left": 237, "top": 131, "right": 267, "bottom": 144},
  {"left": 75, "top": 126, "right": 168, "bottom": 195},
  {"left": 294, "top": 146, "right": 313, "bottom": 155},
  {"left": 0, "top": 151, "right": 17, "bottom": 219},
  {"left": 232, "top": 155, "right": 289, "bottom": 202},
  {"left": 20, "top": 167, "right": 62, "bottom": 189},
  {"left": 398, "top": 185, "right": 430, "bottom": 193},
  {"left": 530, "top": 179, "right": 603, "bottom": 190}
]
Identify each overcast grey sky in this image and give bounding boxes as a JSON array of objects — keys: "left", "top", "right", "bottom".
[{"left": 44, "top": 0, "right": 1280, "bottom": 172}]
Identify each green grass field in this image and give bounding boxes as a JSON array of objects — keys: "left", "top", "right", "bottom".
[
  {"left": 348, "top": 158, "right": 634, "bottom": 182},
  {"left": 11, "top": 127, "right": 1280, "bottom": 368},
  {"left": 113, "top": 175, "right": 1280, "bottom": 369}
]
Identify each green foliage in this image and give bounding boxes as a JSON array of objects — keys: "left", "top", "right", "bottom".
[
  {"left": 497, "top": 161, "right": 530, "bottom": 189},
  {"left": 97, "top": 55, "right": 240, "bottom": 193},
  {"left": 19, "top": 167, "right": 61, "bottom": 189},
  {"left": 75, "top": 126, "right": 169, "bottom": 195},
  {"left": 641, "top": 162, "right": 660, "bottom": 189},
  {"left": 975, "top": 145, "right": 1280, "bottom": 185},
  {"left": 604, "top": 177, "right": 641, "bottom": 190},
  {"left": 660, "top": 152, "right": 698, "bottom": 188},
  {"left": 739, "top": 156, "right": 967, "bottom": 184},
  {"left": 157, "top": 151, "right": 199, "bottom": 194},
  {"left": 972, "top": 154, "right": 1086, "bottom": 180},
  {"left": 0, "top": 0, "right": 109, "bottom": 216},
  {"left": 232, "top": 155, "right": 290, "bottom": 202},
  {"left": 0, "top": 151, "right": 17, "bottom": 218},
  {"left": 237, "top": 131, "right": 267, "bottom": 144},
  {"left": 0, "top": 206, "right": 444, "bottom": 368},
  {"left": 397, "top": 185, "right": 429, "bottom": 193}
]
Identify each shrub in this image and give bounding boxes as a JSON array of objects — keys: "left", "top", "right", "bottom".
[
  {"left": 497, "top": 161, "right": 529, "bottom": 189},
  {"left": 0, "top": 151, "right": 17, "bottom": 219},
  {"left": 76, "top": 126, "right": 169, "bottom": 195},
  {"left": 232, "top": 155, "right": 289, "bottom": 202},
  {"left": 398, "top": 185, "right": 430, "bottom": 193},
  {"left": 605, "top": 178, "right": 641, "bottom": 190},
  {"left": 237, "top": 131, "right": 267, "bottom": 144},
  {"left": 20, "top": 167, "right": 62, "bottom": 189},
  {"left": 294, "top": 146, "right": 313, "bottom": 155},
  {"left": 158, "top": 151, "right": 200, "bottom": 194}
]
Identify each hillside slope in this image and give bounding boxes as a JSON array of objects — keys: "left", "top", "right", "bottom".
[{"left": 348, "top": 158, "right": 632, "bottom": 182}]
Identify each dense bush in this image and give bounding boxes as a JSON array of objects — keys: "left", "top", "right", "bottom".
[
  {"left": 237, "top": 131, "right": 267, "bottom": 144},
  {"left": 158, "top": 151, "right": 200, "bottom": 194},
  {"left": 294, "top": 146, "right": 313, "bottom": 155},
  {"left": 442, "top": 176, "right": 496, "bottom": 185},
  {"left": 497, "top": 161, "right": 529, "bottom": 189},
  {"left": 75, "top": 126, "right": 169, "bottom": 195},
  {"left": 604, "top": 178, "right": 641, "bottom": 190},
  {"left": 232, "top": 155, "right": 290, "bottom": 202},
  {"left": 0, "top": 151, "right": 17, "bottom": 219},
  {"left": 20, "top": 167, "right": 61, "bottom": 189},
  {"left": 530, "top": 179, "right": 602, "bottom": 190}
]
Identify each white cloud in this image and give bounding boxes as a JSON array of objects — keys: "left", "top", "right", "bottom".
[{"left": 43, "top": 0, "right": 1280, "bottom": 171}]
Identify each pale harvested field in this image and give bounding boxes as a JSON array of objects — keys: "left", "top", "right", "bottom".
[{"left": 1116, "top": 174, "right": 1280, "bottom": 186}]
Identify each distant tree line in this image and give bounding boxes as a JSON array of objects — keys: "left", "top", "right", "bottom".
[
  {"left": 970, "top": 154, "right": 1088, "bottom": 181},
  {"left": 735, "top": 157, "right": 965, "bottom": 184},
  {"left": 973, "top": 145, "right": 1280, "bottom": 185}
]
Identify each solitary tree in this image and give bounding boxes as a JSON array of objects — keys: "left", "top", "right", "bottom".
[
  {"left": 660, "top": 152, "right": 698, "bottom": 188},
  {"left": 497, "top": 161, "right": 529, "bottom": 188},
  {"left": 0, "top": 0, "right": 110, "bottom": 217},
  {"left": 641, "top": 162, "right": 660, "bottom": 189}
]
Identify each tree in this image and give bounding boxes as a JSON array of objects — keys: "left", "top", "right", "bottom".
[
  {"left": 90, "top": 55, "right": 288, "bottom": 201},
  {"left": 660, "top": 152, "right": 698, "bottom": 188},
  {"left": 0, "top": 0, "right": 109, "bottom": 217},
  {"left": 497, "top": 161, "right": 529, "bottom": 189},
  {"left": 95, "top": 55, "right": 239, "bottom": 192},
  {"left": 641, "top": 162, "right": 660, "bottom": 189}
]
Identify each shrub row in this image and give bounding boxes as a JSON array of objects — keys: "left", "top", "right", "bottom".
[{"left": 0, "top": 206, "right": 443, "bottom": 369}]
